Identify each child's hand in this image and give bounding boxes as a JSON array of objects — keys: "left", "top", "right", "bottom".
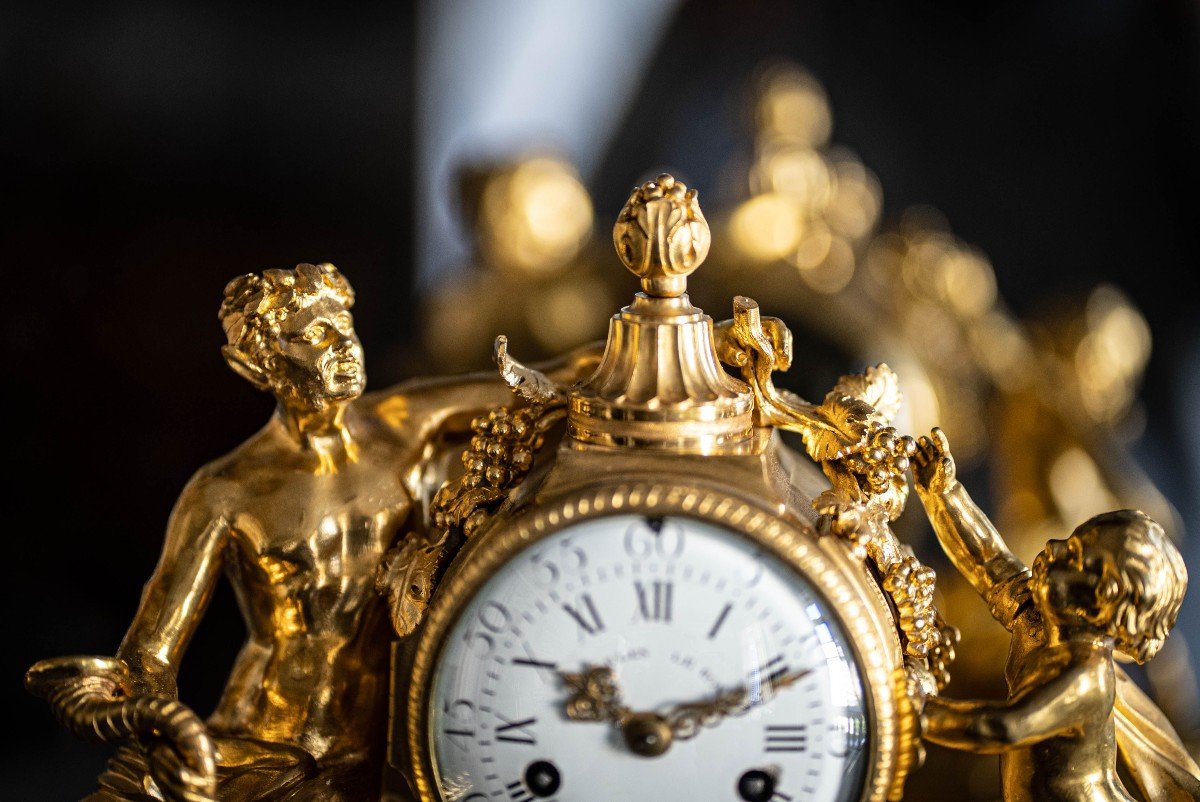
[{"left": 912, "top": 428, "right": 957, "bottom": 495}]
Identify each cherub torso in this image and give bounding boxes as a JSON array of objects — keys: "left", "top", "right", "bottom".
[
  {"left": 202, "top": 413, "right": 413, "bottom": 760},
  {"left": 1002, "top": 603, "right": 1128, "bottom": 802}
]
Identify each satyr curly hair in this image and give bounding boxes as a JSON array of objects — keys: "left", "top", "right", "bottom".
[
  {"left": 219, "top": 263, "right": 354, "bottom": 363},
  {"left": 1074, "top": 510, "right": 1187, "bottom": 663}
]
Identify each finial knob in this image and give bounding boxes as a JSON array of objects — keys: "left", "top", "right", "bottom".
[{"left": 613, "top": 174, "right": 711, "bottom": 298}]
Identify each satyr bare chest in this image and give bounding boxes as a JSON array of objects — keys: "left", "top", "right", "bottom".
[{"left": 220, "top": 440, "right": 413, "bottom": 634}]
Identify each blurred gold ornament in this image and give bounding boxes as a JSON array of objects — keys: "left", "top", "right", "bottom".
[
  {"left": 721, "top": 63, "right": 881, "bottom": 296},
  {"left": 474, "top": 157, "right": 594, "bottom": 278},
  {"left": 422, "top": 156, "right": 613, "bottom": 371}
]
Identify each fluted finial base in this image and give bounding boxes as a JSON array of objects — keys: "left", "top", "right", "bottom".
[{"left": 568, "top": 294, "right": 755, "bottom": 453}]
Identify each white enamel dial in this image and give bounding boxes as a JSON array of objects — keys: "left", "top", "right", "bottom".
[{"left": 429, "top": 515, "right": 869, "bottom": 802}]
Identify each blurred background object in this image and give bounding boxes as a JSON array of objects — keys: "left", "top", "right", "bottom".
[
  {"left": 6, "top": 1, "right": 1200, "bottom": 799},
  {"left": 419, "top": 155, "right": 613, "bottom": 371}
]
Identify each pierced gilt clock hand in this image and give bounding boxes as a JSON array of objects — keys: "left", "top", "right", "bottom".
[
  {"left": 559, "top": 664, "right": 812, "bottom": 758},
  {"left": 664, "top": 667, "right": 812, "bottom": 741},
  {"left": 559, "top": 665, "right": 631, "bottom": 725}
]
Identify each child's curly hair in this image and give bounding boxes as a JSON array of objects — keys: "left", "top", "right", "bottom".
[{"left": 1074, "top": 510, "right": 1187, "bottom": 663}]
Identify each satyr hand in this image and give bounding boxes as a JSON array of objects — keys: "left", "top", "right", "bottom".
[
  {"left": 912, "top": 428, "right": 958, "bottom": 496},
  {"left": 25, "top": 656, "right": 217, "bottom": 802}
]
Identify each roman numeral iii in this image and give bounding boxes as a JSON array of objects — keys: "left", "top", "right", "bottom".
[{"left": 765, "top": 724, "right": 808, "bottom": 753}]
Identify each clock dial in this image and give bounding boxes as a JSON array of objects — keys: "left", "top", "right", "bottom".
[{"left": 430, "top": 515, "right": 869, "bottom": 802}]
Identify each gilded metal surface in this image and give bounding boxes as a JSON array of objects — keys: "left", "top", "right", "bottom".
[
  {"left": 26, "top": 657, "right": 217, "bottom": 802},
  {"left": 912, "top": 428, "right": 1200, "bottom": 801},
  {"left": 27, "top": 141, "right": 1181, "bottom": 802},
  {"left": 396, "top": 175, "right": 956, "bottom": 802},
  {"left": 27, "top": 263, "right": 512, "bottom": 801},
  {"left": 569, "top": 175, "right": 755, "bottom": 452},
  {"left": 715, "top": 299, "right": 953, "bottom": 674},
  {"left": 611, "top": 173, "right": 711, "bottom": 298},
  {"left": 376, "top": 341, "right": 605, "bottom": 641}
]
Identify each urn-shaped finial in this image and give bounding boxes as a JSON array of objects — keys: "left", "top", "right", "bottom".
[
  {"left": 613, "top": 174, "right": 711, "bottom": 298},
  {"left": 569, "top": 175, "right": 753, "bottom": 453}
]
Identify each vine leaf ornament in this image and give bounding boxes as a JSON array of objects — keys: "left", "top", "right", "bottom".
[
  {"left": 494, "top": 335, "right": 567, "bottom": 405},
  {"left": 833, "top": 363, "right": 903, "bottom": 424},
  {"left": 715, "top": 297, "right": 912, "bottom": 509},
  {"left": 716, "top": 296, "right": 956, "bottom": 680},
  {"left": 378, "top": 339, "right": 569, "bottom": 639},
  {"left": 375, "top": 533, "right": 446, "bottom": 638}
]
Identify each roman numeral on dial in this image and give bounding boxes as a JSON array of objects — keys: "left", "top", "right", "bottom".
[
  {"left": 634, "top": 580, "right": 673, "bottom": 622},
  {"left": 562, "top": 593, "right": 605, "bottom": 636},
  {"left": 495, "top": 713, "right": 538, "bottom": 745},
  {"left": 764, "top": 724, "right": 808, "bottom": 753},
  {"left": 707, "top": 602, "right": 732, "bottom": 639},
  {"left": 442, "top": 726, "right": 473, "bottom": 751}
]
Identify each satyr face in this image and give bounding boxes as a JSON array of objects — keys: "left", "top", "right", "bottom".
[{"left": 270, "top": 296, "right": 365, "bottom": 403}]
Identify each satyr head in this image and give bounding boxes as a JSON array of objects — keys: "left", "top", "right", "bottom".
[
  {"left": 1032, "top": 510, "right": 1186, "bottom": 663},
  {"left": 219, "top": 263, "right": 365, "bottom": 411},
  {"left": 613, "top": 174, "right": 710, "bottom": 298}
]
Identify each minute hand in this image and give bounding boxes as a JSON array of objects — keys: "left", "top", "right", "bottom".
[{"left": 665, "top": 668, "right": 811, "bottom": 741}]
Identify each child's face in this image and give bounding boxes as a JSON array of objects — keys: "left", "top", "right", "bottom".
[{"left": 1031, "top": 530, "right": 1118, "bottom": 630}]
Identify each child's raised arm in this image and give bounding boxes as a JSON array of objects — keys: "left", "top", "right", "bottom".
[{"left": 912, "top": 428, "right": 1029, "bottom": 630}]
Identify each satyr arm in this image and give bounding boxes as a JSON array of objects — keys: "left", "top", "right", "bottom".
[
  {"left": 912, "top": 428, "right": 1029, "bottom": 629},
  {"left": 923, "top": 657, "right": 1110, "bottom": 753},
  {"left": 116, "top": 475, "right": 231, "bottom": 697},
  {"left": 370, "top": 341, "right": 603, "bottom": 445}
]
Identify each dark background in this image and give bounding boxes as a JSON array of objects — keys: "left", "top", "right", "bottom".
[{"left": 4, "top": 1, "right": 1199, "bottom": 797}]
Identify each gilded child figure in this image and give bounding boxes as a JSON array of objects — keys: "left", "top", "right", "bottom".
[
  {"left": 26, "top": 263, "right": 512, "bottom": 801},
  {"left": 911, "top": 427, "right": 1200, "bottom": 801}
]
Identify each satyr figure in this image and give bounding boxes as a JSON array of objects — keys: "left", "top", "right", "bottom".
[
  {"left": 26, "top": 263, "right": 514, "bottom": 801},
  {"left": 911, "top": 428, "right": 1200, "bottom": 801}
]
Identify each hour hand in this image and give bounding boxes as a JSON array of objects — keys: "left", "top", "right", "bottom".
[{"left": 560, "top": 665, "right": 678, "bottom": 758}]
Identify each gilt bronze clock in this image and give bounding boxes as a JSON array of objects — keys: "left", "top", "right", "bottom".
[
  {"left": 384, "top": 175, "right": 955, "bottom": 802},
  {"left": 28, "top": 174, "right": 1196, "bottom": 802}
]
